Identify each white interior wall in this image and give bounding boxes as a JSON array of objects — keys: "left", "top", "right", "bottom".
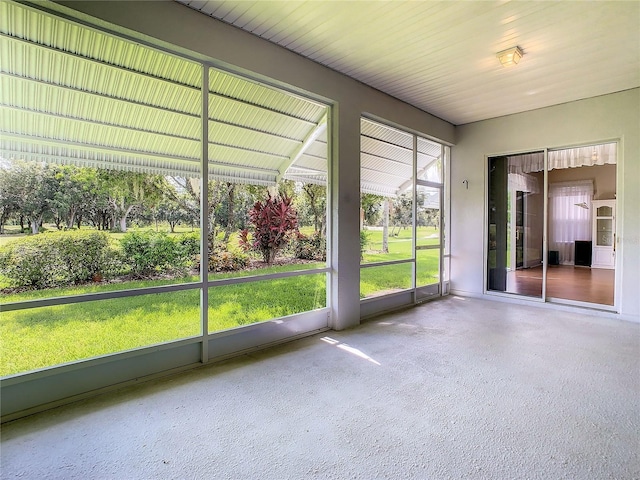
[
  {"left": 48, "top": 0, "right": 455, "bottom": 330},
  {"left": 452, "top": 89, "right": 640, "bottom": 319}
]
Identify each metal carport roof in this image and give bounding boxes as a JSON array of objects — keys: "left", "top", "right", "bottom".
[{"left": 0, "top": 0, "right": 442, "bottom": 196}]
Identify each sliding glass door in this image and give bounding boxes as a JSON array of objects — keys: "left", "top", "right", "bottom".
[
  {"left": 486, "top": 143, "right": 618, "bottom": 309},
  {"left": 487, "top": 152, "right": 545, "bottom": 299},
  {"left": 545, "top": 144, "right": 617, "bottom": 306}
]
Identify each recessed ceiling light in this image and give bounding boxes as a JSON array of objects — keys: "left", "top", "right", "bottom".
[{"left": 497, "top": 46, "right": 523, "bottom": 67}]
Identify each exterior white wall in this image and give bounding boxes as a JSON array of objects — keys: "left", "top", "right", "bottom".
[
  {"left": 451, "top": 89, "right": 640, "bottom": 319},
  {"left": 49, "top": 0, "right": 455, "bottom": 330}
]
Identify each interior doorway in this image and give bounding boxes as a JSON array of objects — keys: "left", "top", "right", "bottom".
[{"left": 486, "top": 143, "right": 617, "bottom": 308}]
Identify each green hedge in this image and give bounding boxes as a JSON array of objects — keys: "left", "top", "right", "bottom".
[
  {"left": 0, "top": 230, "right": 114, "bottom": 289},
  {"left": 177, "top": 231, "right": 200, "bottom": 258},
  {"left": 120, "top": 230, "right": 198, "bottom": 278},
  {"left": 0, "top": 230, "right": 203, "bottom": 289}
]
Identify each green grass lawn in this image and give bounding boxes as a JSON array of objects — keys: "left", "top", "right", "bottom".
[
  {"left": 1, "top": 225, "right": 441, "bottom": 376},
  {"left": 360, "top": 226, "right": 440, "bottom": 297},
  {"left": 1, "top": 271, "right": 326, "bottom": 376}
]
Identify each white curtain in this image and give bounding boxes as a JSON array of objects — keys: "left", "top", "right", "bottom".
[
  {"left": 508, "top": 143, "right": 616, "bottom": 174},
  {"left": 548, "top": 143, "right": 616, "bottom": 170},
  {"left": 508, "top": 152, "right": 544, "bottom": 174},
  {"left": 548, "top": 181, "right": 593, "bottom": 264}
]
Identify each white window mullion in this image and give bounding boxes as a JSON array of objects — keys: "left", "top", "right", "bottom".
[{"left": 200, "top": 65, "right": 209, "bottom": 363}]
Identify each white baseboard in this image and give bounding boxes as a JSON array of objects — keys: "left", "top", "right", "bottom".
[{"left": 449, "top": 289, "right": 639, "bottom": 323}]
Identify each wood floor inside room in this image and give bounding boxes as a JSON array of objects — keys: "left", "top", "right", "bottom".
[{"left": 507, "top": 265, "right": 614, "bottom": 305}]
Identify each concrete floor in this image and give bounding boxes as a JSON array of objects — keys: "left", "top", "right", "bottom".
[{"left": 1, "top": 296, "right": 639, "bottom": 480}]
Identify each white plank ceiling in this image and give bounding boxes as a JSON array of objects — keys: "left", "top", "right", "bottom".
[{"left": 177, "top": 0, "right": 640, "bottom": 125}]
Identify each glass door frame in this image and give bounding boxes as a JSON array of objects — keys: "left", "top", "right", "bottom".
[
  {"left": 484, "top": 149, "right": 548, "bottom": 302},
  {"left": 484, "top": 143, "right": 620, "bottom": 312},
  {"left": 414, "top": 142, "right": 447, "bottom": 302}
]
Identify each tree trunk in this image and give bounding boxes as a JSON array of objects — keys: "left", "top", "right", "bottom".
[
  {"left": 30, "top": 218, "right": 39, "bottom": 234},
  {"left": 67, "top": 206, "right": 77, "bottom": 229},
  {"left": 382, "top": 198, "right": 389, "bottom": 253},
  {"left": 117, "top": 205, "right": 134, "bottom": 232},
  {"left": 304, "top": 185, "right": 321, "bottom": 233},
  {"left": 223, "top": 183, "right": 235, "bottom": 244}
]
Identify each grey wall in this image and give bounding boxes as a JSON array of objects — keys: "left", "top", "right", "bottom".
[{"left": 452, "top": 89, "right": 640, "bottom": 319}]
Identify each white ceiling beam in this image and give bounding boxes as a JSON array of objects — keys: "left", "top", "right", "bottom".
[
  {"left": 396, "top": 156, "right": 441, "bottom": 192},
  {"left": 277, "top": 112, "right": 327, "bottom": 182}
]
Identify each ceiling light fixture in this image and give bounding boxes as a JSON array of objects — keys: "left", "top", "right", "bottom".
[{"left": 497, "top": 46, "right": 523, "bottom": 67}]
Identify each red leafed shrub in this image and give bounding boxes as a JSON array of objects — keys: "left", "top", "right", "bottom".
[{"left": 239, "top": 194, "right": 298, "bottom": 264}]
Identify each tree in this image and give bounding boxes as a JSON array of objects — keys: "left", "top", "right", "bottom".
[
  {"left": 98, "top": 170, "right": 167, "bottom": 232},
  {"left": 301, "top": 184, "right": 326, "bottom": 234},
  {"left": 167, "top": 176, "right": 200, "bottom": 226},
  {"left": 169, "top": 178, "right": 226, "bottom": 236},
  {"left": 7, "top": 160, "right": 57, "bottom": 234},
  {"left": 239, "top": 194, "right": 298, "bottom": 264},
  {"left": 222, "top": 182, "right": 236, "bottom": 243},
  {"left": 390, "top": 192, "right": 413, "bottom": 236},
  {"left": 156, "top": 196, "right": 190, "bottom": 233},
  {"left": 360, "top": 193, "right": 384, "bottom": 226},
  {"left": 50, "top": 166, "right": 99, "bottom": 229},
  {"left": 382, "top": 198, "right": 389, "bottom": 253},
  {"left": 168, "top": 177, "right": 267, "bottom": 242},
  {"left": 0, "top": 160, "right": 20, "bottom": 234}
]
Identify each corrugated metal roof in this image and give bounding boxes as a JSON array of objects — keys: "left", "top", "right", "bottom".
[
  {"left": 1, "top": 35, "right": 202, "bottom": 115},
  {"left": 361, "top": 119, "right": 413, "bottom": 150},
  {"left": 1, "top": 1, "right": 201, "bottom": 88},
  {"left": 281, "top": 119, "right": 445, "bottom": 197},
  {"left": 1, "top": 109, "right": 200, "bottom": 158},
  {"left": 417, "top": 137, "right": 441, "bottom": 157},
  {"left": 209, "top": 95, "right": 314, "bottom": 141},
  {"left": 210, "top": 69, "right": 326, "bottom": 122},
  {"left": 361, "top": 136, "right": 412, "bottom": 165},
  {"left": 0, "top": 1, "right": 448, "bottom": 194},
  {"left": 0, "top": 1, "right": 329, "bottom": 186},
  {"left": 359, "top": 118, "right": 444, "bottom": 197},
  {"left": 3, "top": 140, "right": 201, "bottom": 177}
]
